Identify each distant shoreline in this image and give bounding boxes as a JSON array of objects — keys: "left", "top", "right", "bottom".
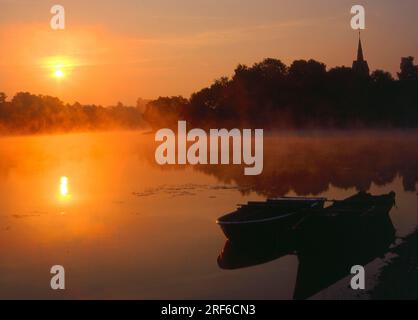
[{"left": 1, "top": 126, "right": 418, "bottom": 139}]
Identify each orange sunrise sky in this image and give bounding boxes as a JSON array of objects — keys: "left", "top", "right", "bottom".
[{"left": 1, "top": 0, "right": 417, "bottom": 106}]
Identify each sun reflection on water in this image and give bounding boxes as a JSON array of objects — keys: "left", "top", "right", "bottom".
[{"left": 59, "top": 176, "right": 71, "bottom": 201}]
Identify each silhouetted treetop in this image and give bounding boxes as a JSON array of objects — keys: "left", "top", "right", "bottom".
[
  {"left": 398, "top": 56, "right": 418, "bottom": 81},
  {"left": 289, "top": 59, "right": 327, "bottom": 83},
  {"left": 144, "top": 56, "right": 418, "bottom": 129}
]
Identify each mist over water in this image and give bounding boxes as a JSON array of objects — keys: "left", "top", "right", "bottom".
[{"left": 0, "top": 130, "right": 416, "bottom": 299}]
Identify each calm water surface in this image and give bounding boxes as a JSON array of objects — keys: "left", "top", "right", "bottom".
[{"left": 0, "top": 130, "right": 417, "bottom": 299}]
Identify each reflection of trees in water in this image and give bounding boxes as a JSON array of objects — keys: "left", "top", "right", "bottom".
[{"left": 192, "top": 133, "right": 418, "bottom": 196}]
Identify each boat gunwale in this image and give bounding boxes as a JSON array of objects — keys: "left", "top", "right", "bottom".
[
  {"left": 216, "top": 202, "right": 322, "bottom": 225},
  {"left": 267, "top": 197, "right": 327, "bottom": 202}
]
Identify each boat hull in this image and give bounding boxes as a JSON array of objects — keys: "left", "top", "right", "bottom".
[
  {"left": 217, "top": 198, "right": 325, "bottom": 242},
  {"left": 218, "top": 212, "right": 304, "bottom": 242}
]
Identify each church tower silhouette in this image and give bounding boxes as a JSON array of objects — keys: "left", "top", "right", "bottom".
[{"left": 352, "top": 31, "right": 370, "bottom": 76}]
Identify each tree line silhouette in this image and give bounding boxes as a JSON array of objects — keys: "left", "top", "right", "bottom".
[
  {"left": 0, "top": 92, "right": 145, "bottom": 134},
  {"left": 144, "top": 56, "right": 418, "bottom": 129},
  {"left": 1, "top": 56, "right": 417, "bottom": 135}
]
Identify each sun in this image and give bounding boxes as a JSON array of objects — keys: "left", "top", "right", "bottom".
[
  {"left": 43, "top": 56, "right": 76, "bottom": 80},
  {"left": 54, "top": 69, "right": 65, "bottom": 78}
]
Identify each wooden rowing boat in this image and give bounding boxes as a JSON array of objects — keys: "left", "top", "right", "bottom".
[{"left": 216, "top": 196, "right": 326, "bottom": 242}]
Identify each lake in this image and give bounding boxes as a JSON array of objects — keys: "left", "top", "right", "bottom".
[{"left": 0, "top": 130, "right": 417, "bottom": 299}]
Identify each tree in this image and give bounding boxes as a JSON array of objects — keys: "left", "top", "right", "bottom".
[
  {"left": 398, "top": 56, "right": 418, "bottom": 80},
  {"left": 143, "top": 96, "right": 188, "bottom": 129},
  {"left": 0, "top": 92, "right": 6, "bottom": 104},
  {"left": 136, "top": 98, "right": 149, "bottom": 113},
  {"left": 233, "top": 58, "right": 288, "bottom": 83},
  {"left": 253, "top": 58, "right": 288, "bottom": 79},
  {"left": 371, "top": 70, "right": 394, "bottom": 84},
  {"left": 288, "top": 59, "right": 327, "bottom": 82}
]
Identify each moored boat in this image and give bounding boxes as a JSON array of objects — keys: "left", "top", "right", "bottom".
[
  {"left": 216, "top": 196, "right": 326, "bottom": 242},
  {"left": 294, "top": 191, "right": 397, "bottom": 249},
  {"left": 293, "top": 191, "right": 397, "bottom": 300}
]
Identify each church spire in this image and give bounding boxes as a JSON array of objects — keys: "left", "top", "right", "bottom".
[
  {"left": 352, "top": 30, "right": 369, "bottom": 77},
  {"left": 357, "top": 31, "right": 364, "bottom": 62}
]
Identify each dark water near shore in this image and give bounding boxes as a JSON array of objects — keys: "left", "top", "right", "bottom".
[{"left": 0, "top": 130, "right": 417, "bottom": 299}]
